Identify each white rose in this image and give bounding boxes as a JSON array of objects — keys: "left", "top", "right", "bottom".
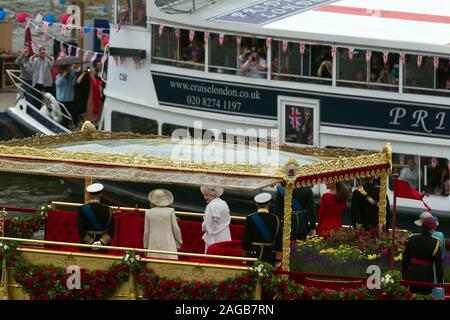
[
  {"left": 130, "top": 257, "right": 135, "bottom": 263},
  {"left": 135, "top": 255, "right": 140, "bottom": 261},
  {"left": 0, "top": 243, "right": 3, "bottom": 247},
  {"left": 3, "top": 245, "right": 8, "bottom": 250}
]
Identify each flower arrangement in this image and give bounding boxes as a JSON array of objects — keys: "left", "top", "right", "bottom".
[
  {"left": 4, "top": 203, "right": 51, "bottom": 239},
  {"left": 122, "top": 251, "right": 144, "bottom": 274}
]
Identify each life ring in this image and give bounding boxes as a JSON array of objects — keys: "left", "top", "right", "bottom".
[{"left": 42, "top": 92, "right": 63, "bottom": 123}]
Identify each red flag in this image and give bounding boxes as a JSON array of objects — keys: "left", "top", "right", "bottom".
[
  {"left": 394, "top": 179, "right": 431, "bottom": 210},
  {"left": 24, "top": 25, "right": 34, "bottom": 55}
]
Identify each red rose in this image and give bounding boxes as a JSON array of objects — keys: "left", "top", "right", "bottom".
[{"left": 357, "top": 291, "right": 366, "bottom": 300}]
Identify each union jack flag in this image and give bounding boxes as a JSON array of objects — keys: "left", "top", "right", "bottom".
[{"left": 288, "top": 107, "right": 303, "bottom": 129}]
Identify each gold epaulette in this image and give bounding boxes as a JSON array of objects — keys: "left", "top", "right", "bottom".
[
  {"left": 357, "top": 186, "right": 379, "bottom": 206},
  {"left": 408, "top": 233, "right": 420, "bottom": 239}
]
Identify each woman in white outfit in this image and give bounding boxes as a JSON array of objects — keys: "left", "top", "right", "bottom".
[
  {"left": 200, "top": 185, "right": 231, "bottom": 253},
  {"left": 143, "top": 189, "right": 183, "bottom": 259}
]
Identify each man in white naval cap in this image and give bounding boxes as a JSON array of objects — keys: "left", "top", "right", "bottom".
[
  {"left": 77, "top": 183, "right": 115, "bottom": 251},
  {"left": 241, "top": 192, "right": 282, "bottom": 266}
]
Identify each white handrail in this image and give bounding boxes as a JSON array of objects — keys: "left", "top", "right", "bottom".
[{"left": 6, "top": 70, "right": 73, "bottom": 122}]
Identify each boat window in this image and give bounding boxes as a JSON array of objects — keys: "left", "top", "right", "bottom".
[
  {"left": 178, "top": 29, "right": 205, "bottom": 71},
  {"left": 116, "top": 0, "right": 146, "bottom": 27},
  {"left": 116, "top": 0, "right": 131, "bottom": 25},
  {"left": 209, "top": 34, "right": 237, "bottom": 75},
  {"left": 336, "top": 48, "right": 367, "bottom": 89},
  {"left": 162, "top": 123, "right": 195, "bottom": 138},
  {"left": 111, "top": 111, "right": 158, "bottom": 134},
  {"left": 404, "top": 55, "right": 449, "bottom": 97},
  {"left": 109, "top": 0, "right": 116, "bottom": 25},
  {"left": 389, "top": 153, "right": 449, "bottom": 197},
  {"left": 236, "top": 37, "right": 267, "bottom": 79},
  {"left": 151, "top": 25, "right": 178, "bottom": 66}
]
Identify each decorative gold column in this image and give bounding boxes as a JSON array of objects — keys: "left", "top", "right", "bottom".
[
  {"left": 378, "top": 171, "right": 388, "bottom": 228},
  {"left": 0, "top": 258, "right": 9, "bottom": 300},
  {"left": 128, "top": 273, "right": 136, "bottom": 300},
  {"left": 281, "top": 182, "right": 293, "bottom": 272},
  {"left": 84, "top": 177, "right": 94, "bottom": 204},
  {"left": 253, "top": 280, "right": 262, "bottom": 300},
  {"left": 378, "top": 143, "right": 392, "bottom": 232}
]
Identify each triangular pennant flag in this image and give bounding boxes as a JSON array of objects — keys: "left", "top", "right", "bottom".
[
  {"left": 399, "top": 53, "right": 406, "bottom": 65},
  {"left": 394, "top": 179, "right": 431, "bottom": 211},
  {"left": 331, "top": 45, "right": 337, "bottom": 59},
  {"left": 175, "top": 28, "right": 180, "bottom": 39},
  {"left": 90, "top": 52, "right": 98, "bottom": 63},
  {"left": 299, "top": 43, "right": 305, "bottom": 56},
  {"left": 433, "top": 57, "right": 439, "bottom": 69},
  {"left": 348, "top": 48, "right": 354, "bottom": 61},
  {"left": 189, "top": 30, "right": 195, "bottom": 42},
  {"left": 365, "top": 49, "right": 372, "bottom": 63},
  {"left": 158, "top": 24, "right": 164, "bottom": 37},
  {"left": 416, "top": 55, "right": 423, "bottom": 68},
  {"left": 282, "top": 40, "right": 288, "bottom": 53},
  {"left": 265, "top": 36, "right": 272, "bottom": 48},
  {"left": 204, "top": 32, "right": 209, "bottom": 45},
  {"left": 219, "top": 33, "right": 224, "bottom": 46},
  {"left": 236, "top": 36, "right": 241, "bottom": 45},
  {"left": 383, "top": 51, "right": 389, "bottom": 64}
]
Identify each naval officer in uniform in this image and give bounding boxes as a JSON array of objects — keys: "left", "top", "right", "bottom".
[
  {"left": 77, "top": 183, "right": 115, "bottom": 250},
  {"left": 241, "top": 192, "right": 282, "bottom": 266}
]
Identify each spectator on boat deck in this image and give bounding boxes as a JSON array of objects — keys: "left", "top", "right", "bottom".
[
  {"left": 143, "top": 189, "right": 182, "bottom": 260},
  {"left": 352, "top": 72, "right": 367, "bottom": 89},
  {"left": 77, "top": 183, "right": 115, "bottom": 251},
  {"left": 239, "top": 46, "right": 267, "bottom": 79},
  {"left": 433, "top": 166, "right": 449, "bottom": 196},
  {"left": 200, "top": 185, "right": 231, "bottom": 253},
  {"left": 30, "top": 46, "right": 54, "bottom": 101},
  {"left": 15, "top": 47, "right": 33, "bottom": 102},
  {"left": 378, "top": 64, "right": 396, "bottom": 85},
  {"left": 402, "top": 216, "right": 443, "bottom": 295},
  {"left": 275, "top": 185, "right": 316, "bottom": 240},
  {"left": 84, "top": 66, "right": 104, "bottom": 125},
  {"left": 317, "top": 53, "right": 332, "bottom": 78},
  {"left": 132, "top": 0, "right": 146, "bottom": 26},
  {"left": 399, "top": 158, "right": 419, "bottom": 190},
  {"left": 317, "top": 182, "right": 351, "bottom": 236},
  {"left": 73, "top": 64, "right": 91, "bottom": 127},
  {"left": 350, "top": 176, "right": 391, "bottom": 232},
  {"left": 55, "top": 64, "right": 76, "bottom": 128},
  {"left": 242, "top": 193, "right": 282, "bottom": 266},
  {"left": 390, "top": 63, "right": 400, "bottom": 84},
  {"left": 188, "top": 50, "right": 203, "bottom": 70},
  {"left": 414, "top": 212, "right": 445, "bottom": 298}
]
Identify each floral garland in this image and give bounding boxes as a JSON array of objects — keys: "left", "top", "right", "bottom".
[
  {"left": 4, "top": 203, "right": 51, "bottom": 239},
  {"left": 0, "top": 245, "right": 433, "bottom": 300}
]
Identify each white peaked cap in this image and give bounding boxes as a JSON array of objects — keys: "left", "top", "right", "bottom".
[
  {"left": 254, "top": 192, "right": 272, "bottom": 204},
  {"left": 86, "top": 183, "right": 104, "bottom": 194}
]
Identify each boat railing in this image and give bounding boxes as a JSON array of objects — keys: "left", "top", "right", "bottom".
[
  {"left": 0, "top": 236, "right": 256, "bottom": 266},
  {"left": 6, "top": 70, "right": 73, "bottom": 123},
  {"left": 51, "top": 201, "right": 247, "bottom": 221}
]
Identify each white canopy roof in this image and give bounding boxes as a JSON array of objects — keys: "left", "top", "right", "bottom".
[{"left": 151, "top": 0, "right": 450, "bottom": 54}]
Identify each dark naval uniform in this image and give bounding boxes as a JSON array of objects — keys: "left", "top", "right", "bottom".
[
  {"left": 275, "top": 186, "right": 316, "bottom": 240},
  {"left": 241, "top": 209, "right": 282, "bottom": 265},
  {"left": 77, "top": 201, "right": 115, "bottom": 248},
  {"left": 402, "top": 233, "right": 443, "bottom": 295},
  {"left": 351, "top": 182, "right": 391, "bottom": 231}
]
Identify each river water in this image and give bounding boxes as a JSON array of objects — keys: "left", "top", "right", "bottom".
[
  {"left": 0, "top": 173, "right": 73, "bottom": 213},
  {"left": 0, "top": 0, "right": 108, "bottom": 52}
]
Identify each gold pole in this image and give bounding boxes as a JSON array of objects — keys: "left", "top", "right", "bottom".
[
  {"left": 84, "top": 177, "right": 94, "bottom": 203},
  {"left": 253, "top": 280, "right": 261, "bottom": 300},
  {"left": 0, "top": 256, "right": 9, "bottom": 300},
  {"left": 281, "top": 183, "right": 293, "bottom": 272},
  {"left": 378, "top": 143, "right": 392, "bottom": 232},
  {"left": 128, "top": 249, "right": 136, "bottom": 300},
  {"left": 378, "top": 171, "right": 388, "bottom": 233}
]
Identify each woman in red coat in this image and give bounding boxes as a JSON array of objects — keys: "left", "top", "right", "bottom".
[{"left": 317, "top": 182, "right": 351, "bottom": 236}]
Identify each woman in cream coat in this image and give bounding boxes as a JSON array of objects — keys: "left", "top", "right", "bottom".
[{"left": 143, "top": 189, "right": 183, "bottom": 259}]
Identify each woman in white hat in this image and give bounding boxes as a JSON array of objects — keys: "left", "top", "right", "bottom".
[
  {"left": 143, "top": 189, "right": 183, "bottom": 260},
  {"left": 200, "top": 185, "right": 231, "bottom": 253}
]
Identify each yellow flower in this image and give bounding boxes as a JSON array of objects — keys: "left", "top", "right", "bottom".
[
  {"left": 394, "top": 253, "right": 402, "bottom": 261},
  {"left": 367, "top": 254, "right": 377, "bottom": 260}
]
